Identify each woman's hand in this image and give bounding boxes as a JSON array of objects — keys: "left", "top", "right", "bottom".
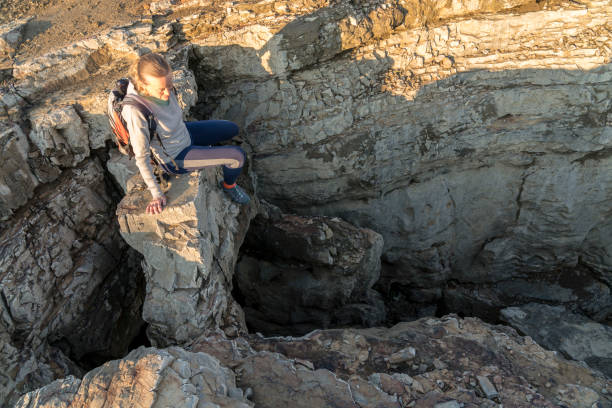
[{"left": 146, "top": 195, "right": 167, "bottom": 215}]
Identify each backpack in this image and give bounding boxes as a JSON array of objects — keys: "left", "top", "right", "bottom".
[{"left": 107, "top": 78, "right": 158, "bottom": 158}]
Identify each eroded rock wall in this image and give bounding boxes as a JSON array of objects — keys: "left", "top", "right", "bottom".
[
  {"left": 182, "top": 0, "right": 612, "bottom": 320},
  {"left": 0, "top": 158, "right": 145, "bottom": 406}
]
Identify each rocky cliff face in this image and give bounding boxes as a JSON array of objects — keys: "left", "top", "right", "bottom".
[
  {"left": 1, "top": 0, "right": 611, "bottom": 406},
  {"left": 16, "top": 315, "right": 612, "bottom": 408},
  {"left": 186, "top": 0, "right": 612, "bottom": 322}
]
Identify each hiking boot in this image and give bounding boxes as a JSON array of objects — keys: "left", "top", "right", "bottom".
[{"left": 219, "top": 181, "right": 250, "bottom": 204}]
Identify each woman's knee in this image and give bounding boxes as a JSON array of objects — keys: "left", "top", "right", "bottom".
[
  {"left": 228, "top": 146, "right": 246, "bottom": 168},
  {"left": 223, "top": 120, "right": 239, "bottom": 137}
]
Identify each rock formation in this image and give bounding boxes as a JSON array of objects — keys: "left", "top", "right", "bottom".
[
  {"left": 184, "top": 0, "right": 612, "bottom": 322},
  {"left": 0, "top": 0, "right": 611, "bottom": 406},
  {"left": 15, "top": 346, "right": 253, "bottom": 408},
  {"left": 115, "top": 168, "right": 257, "bottom": 346},
  {"left": 195, "top": 315, "right": 612, "bottom": 408},
  {"left": 0, "top": 158, "right": 145, "bottom": 405},
  {"left": 14, "top": 315, "right": 612, "bottom": 408},
  {"left": 236, "top": 200, "right": 385, "bottom": 335},
  {"left": 502, "top": 303, "right": 612, "bottom": 378}
]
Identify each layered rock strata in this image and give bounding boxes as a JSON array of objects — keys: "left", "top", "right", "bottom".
[
  {"left": 1, "top": 0, "right": 611, "bottom": 405},
  {"left": 2, "top": 0, "right": 610, "bottom": 322},
  {"left": 116, "top": 169, "right": 257, "bottom": 346},
  {"left": 184, "top": 0, "right": 612, "bottom": 321},
  {"left": 236, "top": 200, "right": 385, "bottom": 335}
]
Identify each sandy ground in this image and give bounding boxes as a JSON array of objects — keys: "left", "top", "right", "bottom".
[{"left": 1, "top": 0, "right": 151, "bottom": 58}]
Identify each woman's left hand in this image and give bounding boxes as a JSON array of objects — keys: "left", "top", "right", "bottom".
[{"left": 146, "top": 195, "right": 167, "bottom": 215}]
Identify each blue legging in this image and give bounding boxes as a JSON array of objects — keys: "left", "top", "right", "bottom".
[{"left": 162, "top": 120, "right": 245, "bottom": 185}]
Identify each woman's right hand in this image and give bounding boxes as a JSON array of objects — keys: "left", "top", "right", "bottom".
[{"left": 146, "top": 195, "right": 167, "bottom": 215}]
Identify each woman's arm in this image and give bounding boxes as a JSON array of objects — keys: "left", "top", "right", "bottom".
[{"left": 122, "top": 104, "right": 164, "bottom": 200}]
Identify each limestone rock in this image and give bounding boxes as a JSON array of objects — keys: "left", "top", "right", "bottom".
[
  {"left": 0, "top": 157, "right": 145, "bottom": 401},
  {"left": 3, "top": 1, "right": 612, "bottom": 406},
  {"left": 237, "top": 351, "right": 399, "bottom": 408},
  {"left": 106, "top": 149, "right": 139, "bottom": 193},
  {"left": 12, "top": 21, "right": 176, "bottom": 94},
  {"left": 0, "top": 330, "right": 83, "bottom": 408},
  {"left": 243, "top": 315, "right": 612, "bottom": 407},
  {"left": 116, "top": 168, "right": 257, "bottom": 346},
  {"left": 183, "top": 0, "right": 612, "bottom": 321},
  {"left": 0, "top": 17, "right": 30, "bottom": 57},
  {"left": 0, "top": 124, "right": 39, "bottom": 220},
  {"left": 15, "top": 346, "right": 253, "bottom": 408},
  {"left": 28, "top": 105, "right": 90, "bottom": 168},
  {"left": 501, "top": 303, "right": 612, "bottom": 378},
  {"left": 235, "top": 200, "right": 385, "bottom": 335}
]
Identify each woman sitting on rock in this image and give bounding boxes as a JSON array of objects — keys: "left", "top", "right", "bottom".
[{"left": 123, "top": 52, "right": 249, "bottom": 214}]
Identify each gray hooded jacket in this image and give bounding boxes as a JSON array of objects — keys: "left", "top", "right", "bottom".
[{"left": 122, "top": 82, "right": 191, "bottom": 198}]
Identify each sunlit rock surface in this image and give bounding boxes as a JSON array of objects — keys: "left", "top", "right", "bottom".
[
  {"left": 116, "top": 169, "right": 257, "bottom": 346},
  {"left": 1, "top": 0, "right": 612, "bottom": 405},
  {"left": 15, "top": 346, "right": 253, "bottom": 408},
  {"left": 185, "top": 0, "right": 612, "bottom": 321}
]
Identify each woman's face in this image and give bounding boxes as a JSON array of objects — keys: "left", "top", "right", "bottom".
[{"left": 142, "top": 73, "right": 173, "bottom": 101}]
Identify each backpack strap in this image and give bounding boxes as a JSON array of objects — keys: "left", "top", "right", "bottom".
[{"left": 122, "top": 95, "right": 157, "bottom": 138}]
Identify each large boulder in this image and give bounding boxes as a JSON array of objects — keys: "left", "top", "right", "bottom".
[
  {"left": 116, "top": 168, "right": 257, "bottom": 346},
  {"left": 15, "top": 346, "right": 253, "bottom": 408},
  {"left": 236, "top": 201, "right": 385, "bottom": 335},
  {"left": 501, "top": 303, "right": 612, "bottom": 378}
]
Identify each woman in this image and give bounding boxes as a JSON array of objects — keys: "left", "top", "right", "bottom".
[{"left": 122, "top": 52, "right": 250, "bottom": 215}]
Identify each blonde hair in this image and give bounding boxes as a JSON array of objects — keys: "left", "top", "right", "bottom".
[{"left": 129, "top": 53, "right": 171, "bottom": 94}]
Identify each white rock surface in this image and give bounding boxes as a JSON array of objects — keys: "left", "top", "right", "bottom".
[{"left": 0, "top": 17, "right": 30, "bottom": 57}]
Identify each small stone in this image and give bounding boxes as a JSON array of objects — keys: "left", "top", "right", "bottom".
[
  {"left": 433, "top": 358, "right": 447, "bottom": 370},
  {"left": 244, "top": 387, "right": 253, "bottom": 400},
  {"left": 387, "top": 347, "right": 416, "bottom": 364},
  {"left": 411, "top": 380, "right": 424, "bottom": 394},
  {"left": 294, "top": 358, "right": 314, "bottom": 370},
  {"left": 477, "top": 375, "right": 499, "bottom": 399},
  {"left": 434, "top": 401, "right": 461, "bottom": 408}
]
